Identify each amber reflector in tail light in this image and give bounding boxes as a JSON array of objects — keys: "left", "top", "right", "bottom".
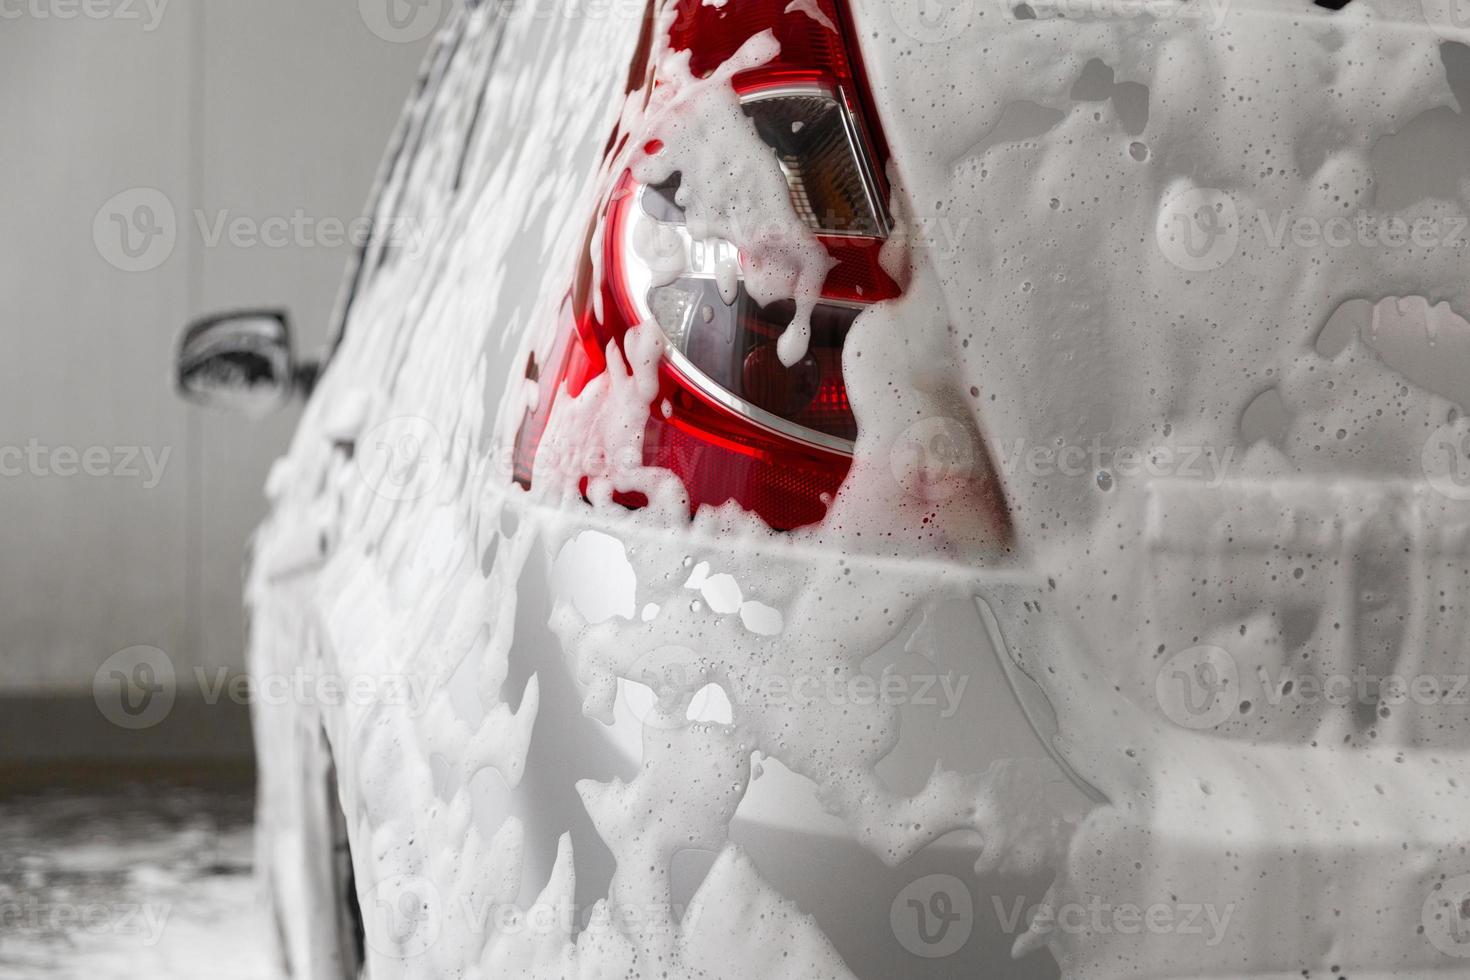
[{"left": 513, "top": 0, "right": 898, "bottom": 530}]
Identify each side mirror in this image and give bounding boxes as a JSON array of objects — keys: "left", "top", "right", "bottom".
[{"left": 175, "top": 310, "right": 318, "bottom": 416}]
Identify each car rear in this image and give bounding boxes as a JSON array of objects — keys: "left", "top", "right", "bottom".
[{"left": 249, "top": 0, "right": 1470, "bottom": 977}]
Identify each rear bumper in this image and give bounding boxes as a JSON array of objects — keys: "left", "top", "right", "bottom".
[
  {"left": 494, "top": 475, "right": 1470, "bottom": 977},
  {"left": 282, "top": 471, "right": 1470, "bottom": 978}
]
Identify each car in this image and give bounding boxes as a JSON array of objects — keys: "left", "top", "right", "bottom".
[{"left": 177, "top": 0, "right": 1470, "bottom": 976}]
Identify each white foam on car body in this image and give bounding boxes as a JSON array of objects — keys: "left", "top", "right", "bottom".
[{"left": 246, "top": 0, "right": 1470, "bottom": 977}]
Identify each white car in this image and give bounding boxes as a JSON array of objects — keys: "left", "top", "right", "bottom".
[{"left": 178, "top": 0, "right": 1470, "bottom": 976}]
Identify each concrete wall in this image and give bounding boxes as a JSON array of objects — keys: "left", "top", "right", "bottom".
[{"left": 0, "top": 0, "right": 435, "bottom": 694}]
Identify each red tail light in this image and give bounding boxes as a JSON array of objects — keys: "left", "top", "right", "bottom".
[{"left": 512, "top": 0, "right": 898, "bottom": 530}]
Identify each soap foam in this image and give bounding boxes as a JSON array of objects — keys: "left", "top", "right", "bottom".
[{"left": 248, "top": 0, "right": 1470, "bottom": 977}]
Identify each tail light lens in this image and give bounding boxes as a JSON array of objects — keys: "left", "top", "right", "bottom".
[{"left": 512, "top": 0, "right": 898, "bottom": 530}]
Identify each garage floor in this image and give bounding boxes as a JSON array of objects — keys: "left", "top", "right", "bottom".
[{"left": 0, "top": 782, "right": 278, "bottom": 980}]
